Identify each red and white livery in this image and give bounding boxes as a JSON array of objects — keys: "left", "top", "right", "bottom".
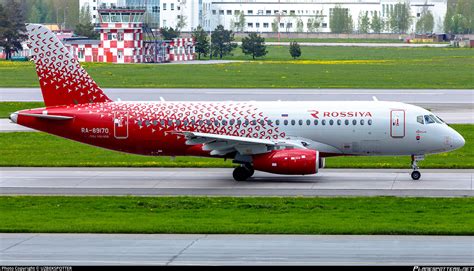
[{"left": 11, "top": 24, "right": 465, "bottom": 181}]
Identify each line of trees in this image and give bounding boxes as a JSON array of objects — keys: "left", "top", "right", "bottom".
[
  {"left": 444, "top": 0, "right": 473, "bottom": 34},
  {"left": 13, "top": 0, "right": 79, "bottom": 30},
  {"left": 0, "top": 0, "right": 27, "bottom": 60}
]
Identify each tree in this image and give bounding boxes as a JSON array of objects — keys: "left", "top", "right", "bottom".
[
  {"left": 289, "top": 41, "right": 301, "bottom": 59},
  {"left": 232, "top": 11, "right": 245, "bottom": 32},
  {"left": 176, "top": 15, "right": 187, "bottom": 32},
  {"left": 211, "top": 25, "right": 237, "bottom": 59},
  {"left": 74, "top": 6, "right": 98, "bottom": 39},
  {"left": 272, "top": 17, "right": 279, "bottom": 32},
  {"left": 444, "top": 4, "right": 455, "bottom": 33},
  {"left": 388, "top": 2, "right": 412, "bottom": 33},
  {"left": 358, "top": 11, "right": 370, "bottom": 33},
  {"left": 0, "top": 0, "right": 27, "bottom": 60},
  {"left": 192, "top": 25, "right": 209, "bottom": 60},
  {"left": 307, "top": 16, "right": 322, "bottom": 32},
  {"left": 444, "top": 0, "right": 473, "bottom": 34},
  {"left": 241, "top": 32, "right": 267, "bottom": 60},
  {"left": 371, "top": 11, "right": 384, "bottom": 33},
  {"left": 330, "top": 5, "right": 353, "bottom": 33},
  {"left": 296, "top": 17, "right": 304, "bottom": 32},
  {"left": 160, "top": 27, "right": 179, "bottom": 40},
  {"left": 415, "top": 5, "right": 434, "bottom": 33}
]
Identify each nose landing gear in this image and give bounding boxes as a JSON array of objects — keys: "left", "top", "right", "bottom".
[{"left": 410, "top": 155, "right": 424, "bottom": 180}]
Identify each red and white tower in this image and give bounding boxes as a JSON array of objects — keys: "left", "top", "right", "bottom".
[{"left": 95, "top": 8, "right": 146, "bottom": 63}]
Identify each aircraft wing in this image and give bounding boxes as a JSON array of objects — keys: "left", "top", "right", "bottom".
[{"left": 173, "top": 131, "right": 307, "bottom": 156}]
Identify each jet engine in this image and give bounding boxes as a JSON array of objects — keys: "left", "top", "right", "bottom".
[{"left": 252, "top": 149, "right": 319, "bottom": 175}]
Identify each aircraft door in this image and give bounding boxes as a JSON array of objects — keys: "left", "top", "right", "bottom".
[
  {"left": 390, "top": 110, "right": 405, "bottom": 138},
  {"left": 114, "top": 111, "right": 128, "bottom": 139}
]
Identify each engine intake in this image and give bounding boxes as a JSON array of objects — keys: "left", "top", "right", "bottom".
[{"left": 252, "top": 149, "right": 319, "bottom": 175}]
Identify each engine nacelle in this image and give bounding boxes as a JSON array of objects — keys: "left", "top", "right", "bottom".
[{"left": 252, "top": 149, "right": 319, "bottom": 175}]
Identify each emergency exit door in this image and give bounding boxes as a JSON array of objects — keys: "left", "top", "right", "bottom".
[
  {"left": 114, "top": 111, "right": 128, "bottom": 139},
  {"left": 390, "top": 110, "right": 405, "bottom": 138}
]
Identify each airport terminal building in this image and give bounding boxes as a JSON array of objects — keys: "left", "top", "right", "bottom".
[{"left": 81, "top": 0, "right": 448, "bottom": 33}]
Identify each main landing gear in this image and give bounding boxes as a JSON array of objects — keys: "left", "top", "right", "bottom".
[
  {"left": 410, "top": 155, "right": 424, "bottom": 180},
  {"left": 233, "top": 164, "right": 254, "bottom": 182}
]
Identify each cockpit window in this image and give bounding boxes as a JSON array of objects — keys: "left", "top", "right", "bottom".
[
  {"left": 434, "top": 115, "right": 445, "bottom": 124},
  {"left": 429, "top": 114, "right": 441, "bottom": 123},
  {"left": 424, "top": 115, "right": 436, "bottom": 124},
  {"left": 417, "top": 116, "right": 424, "bottom": 124}
]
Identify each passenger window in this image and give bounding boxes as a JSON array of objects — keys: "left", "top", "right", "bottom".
[
  {"left": 214, "top": 120, "right": 219, "bottom": 126},
  {"left": 153, "top": 120, "right": 158, "bottom": 126},
  {"left": 322, "top": 120, "right": 326, "bottom": 125},
  {"left": 306, "top": 119, "right": 310, "bottom": 125},
  {"left": 424, "top": 115, "right": 435, "bottom": 124},
  {"left": 267, "top": 120, "right": 273, "bottom": 125},
  {"left": 175, "top": 120, "right": 181, "bottom": 126},
  {"left": 251, "top": 120, "right": 256, "bottom": 125},
  {"left": 345, "top": 119, "right": 349, "bottom": 125},
  {"left": 337, "top": 119, "right": 341, "bottom": 125},
  {"left": 191, "top": 119, "right": 196, "bottom": 125},
  {"left": 291, "top": 120, "right": 295, "bottom": 125},
  {"left": 352, "top": 119, "right": 357, "bottom": 125},
  {"left": 222, "top": 120, "right": 227, "bottom": 125},
  {"left": 329, "top": 119, "right": 334, "bottom": 125},
  {"left": 417, "top": 116, "right": 424, "bottom": 124},
  {"left": 284, "top": 120, "right": 288, "bottom": 125},
  {"left": 237, "top": 119, "right": 242, "bottom": 125},
  {"left": 260, "top": 120, "right": 265, "bottom": 125},
  {"left": 314, "top": 119, "right": 318, "bottom": 125},
  {"left": 168, "top": 120, "right": 173, "bottom": 126},
  {"left": 298, "top": 120, "right": 303, "bottom": 125},
  {"left": 276, "top": 120, "right": 280, "bottom": 125},
  {"left": 244, "top": 120, "right": 249, "bottom": 126},
  {"left": 368, "top": 119, "right": 372, "bottom": 125},
  {"left": 360, "top": 119, "right": 364, "bottom": 125},
  {"left": 229, "top": 119, "right": 235, "bottom": 125}
]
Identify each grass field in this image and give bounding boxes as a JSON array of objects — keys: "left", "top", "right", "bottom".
[
  {"left": 0, "top": 46, "right": 472, "bottom": 88},
  {"left": 0, "top": 102, "right": 45, "bottom": 118},
  {"left": 248, "top": 37, "right": 406, "bottom": 43},
  {"left": 1, "top": 124, "right": 471, "bottom": 168},
  {"left": 1, "top": 196, "right": 472, "bottom": 235}
]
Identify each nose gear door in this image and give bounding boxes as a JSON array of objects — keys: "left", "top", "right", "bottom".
[
  {"left": 114, "top": 111, "right": 128, "bottom": 139},
  {"left": 390, "top": 110, "right": 405, "bottom": 138}
]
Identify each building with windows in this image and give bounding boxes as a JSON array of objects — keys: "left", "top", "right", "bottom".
[
  {"left": 201, "top": 0, "right": 448, "bottom": 33},
  {"left": 80, "top": 0, "right": 448, "bottom": 33},
  {"left": 65, "top": 7, "right": 195, "bottom": 63}
]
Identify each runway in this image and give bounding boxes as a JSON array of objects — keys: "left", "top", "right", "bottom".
[
  {"left": 1, "top": 234, "right": 472, "bottom": 265},
  {"left": 1, "top": 88, "right": 473, "bottom": 103},
  {"left": 1, "top": 168, "right": 472, "bottom": 197}
]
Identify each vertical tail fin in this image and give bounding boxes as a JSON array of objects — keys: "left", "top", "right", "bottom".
[{"left": 26, "top": 24, "right": 111, "bottom": 107}]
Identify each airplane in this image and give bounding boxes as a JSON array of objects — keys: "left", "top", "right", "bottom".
[{"left": 9, "top": 24, "right": 465, "bottom": 182}]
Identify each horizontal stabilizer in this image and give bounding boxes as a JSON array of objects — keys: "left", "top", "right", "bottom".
[{"left": 18, "top": 113, "right": 73, "bottom": 120}]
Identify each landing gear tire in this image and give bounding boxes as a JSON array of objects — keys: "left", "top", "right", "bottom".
[
  {"left": 410, "top": 155, "right": 424, "bottom": 181},
  {"left": 244, "top": 164, "right": 255, "bottom": 177},
  {"left": 411, "top": 170, "right": 421, "bottom": 180},
  {"left": 233, "top": 166, "right": 251, "bottom": 182}
]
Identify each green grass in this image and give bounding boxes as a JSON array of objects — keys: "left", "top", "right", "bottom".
[
  {"left": 0, "top": 102, "right": 45, "bottom": 118},
  {"left": 1, "top": 196, "right": 472, "bottom": 235},
  {"left": 0, "top": 124, "right": 472, "bottom": 168},
  {"left": 246, "top": 37, "right": 406, "bottom": 43},
  {"left": 0, "top": 46, "right": 472, "bottom": 88}
]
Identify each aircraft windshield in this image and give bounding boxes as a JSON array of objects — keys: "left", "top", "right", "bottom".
[{"left": 424, "top": 115, "right": 437, "bottom": 124}]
